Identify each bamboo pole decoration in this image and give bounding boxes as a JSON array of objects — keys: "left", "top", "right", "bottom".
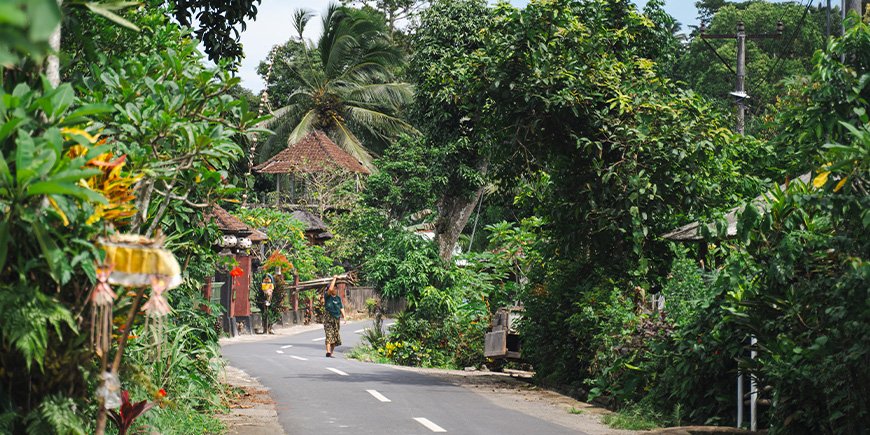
[
  {"left": 244, "top": 46, "right": 278, "bottom": 207},
  {"left": 94, "top": 286, "right": 147, "bottom": 435}
]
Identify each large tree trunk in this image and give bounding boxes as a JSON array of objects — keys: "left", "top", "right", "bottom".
[
  {"left": 46, "top": 0, "right": 62, "bottom": 86},
  {"left": 433, "top": 162, "right": 488, "bottom": 262},
  {"left": 845, "top": 0, "right": 862, "bottom": 16}
]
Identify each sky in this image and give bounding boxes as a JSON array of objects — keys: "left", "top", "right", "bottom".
[{"left": 234, "top": 0, "right": 791, "bottom": 92}]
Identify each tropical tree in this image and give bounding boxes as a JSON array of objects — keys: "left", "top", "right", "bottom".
[
  {"left": 259, "top": 4, "right": 416, "bottom": 170},
  {"left": 409, "top": 0, "right": 493, "bottom": 261},
  {"left": 342, "top": 0, "right": 428, "bottom": 34}
]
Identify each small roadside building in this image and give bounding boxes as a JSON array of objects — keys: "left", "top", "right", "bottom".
[
  {"left": 662, "top": 173, "right": 812, "bottom": 243},
  {"left": 203, "top": 205, "right": 265, "bottom": 335}
]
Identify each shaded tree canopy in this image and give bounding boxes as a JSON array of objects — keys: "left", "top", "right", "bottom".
[{"left": 172, "top": 0, "right": 262, "bottom": 68}]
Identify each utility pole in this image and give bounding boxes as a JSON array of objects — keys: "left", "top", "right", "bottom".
[
  {"left": 700, "top": 21, "right": 783, "bottom": 136},
  {"left": 699, "top": 20, "right": 783, "bottom": 431},
  {"left": 736, "top": 21, "right": 746, "bottom": 135}
]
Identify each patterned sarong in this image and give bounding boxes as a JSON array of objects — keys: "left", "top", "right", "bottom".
[{"left": 324, "top": 314, "right": 342, "bottom": 346}]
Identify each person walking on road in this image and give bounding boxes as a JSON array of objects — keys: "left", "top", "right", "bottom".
[{"left": 323, "top": 277, "right": 347, "bottom": 358}]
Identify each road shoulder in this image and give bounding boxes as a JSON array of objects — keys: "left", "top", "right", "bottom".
[{"left": 218, "top": 365, "right": 286, "bottom": 435}]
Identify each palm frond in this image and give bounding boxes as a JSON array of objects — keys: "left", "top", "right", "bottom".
[
  {"left": 319, "top": 3, "right": 344, "bottom": 72},
  {"left": 345, "top": 105, "right": 419, "bottom": 139},
  {"left": 324, "top": 31, "right": 363, "bottom": 79},
  {"left": 292, "top": 9, "right": 314, "bottom": 41},
  {"left": 287, "top": 109, "right": 318, "bottom": 146},
  {"left": 336, "top": 61, "right": 392, "bottom": 85},
  {"left": 344, "top": 83, "right": 414, "bottom": 109},
  {"left": 255, "top": 105, "right": 293, "bottom": 129},
  {"left": 357, "top": 40, "right": 403, "bottom": 67},
  {"left": 331, "top": 119, "right": 376, "bottom": 171}
]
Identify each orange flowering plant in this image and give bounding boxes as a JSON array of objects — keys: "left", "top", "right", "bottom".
[{"left": 66, "top": 139, "right": 141, "bottom": 225}]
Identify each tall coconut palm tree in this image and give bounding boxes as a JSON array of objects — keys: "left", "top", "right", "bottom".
[{"left": 259, "top": 4, "right": 416, "bottom": 171}]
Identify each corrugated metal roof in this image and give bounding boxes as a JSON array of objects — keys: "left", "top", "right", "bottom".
[{"left": 662, "top": 172, "right": 812, "bottom": 241}]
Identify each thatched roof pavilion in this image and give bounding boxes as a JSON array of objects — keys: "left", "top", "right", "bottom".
[{"left": 253, "top": 131, "right": 371, "bottom": 175}]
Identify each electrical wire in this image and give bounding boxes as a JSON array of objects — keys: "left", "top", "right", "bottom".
[
  {"left": 748, "top": 0, "right": 815, "bottom": 114},
  {"left": 745, "top": 0, "right": 797, "bottom": 93},
  {"left": 701, "top": 37, "right": 737, "bottom": 75}
]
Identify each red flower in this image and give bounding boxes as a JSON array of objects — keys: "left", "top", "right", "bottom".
[
  {"left": 230, "top": 266, "right": 244, "bottom": 277},
  {"left": 157, "top": 388, "right": 167, "bottom": 398}
]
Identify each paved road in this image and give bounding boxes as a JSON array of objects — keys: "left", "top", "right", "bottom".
[{"left": 222, "top": 319, "right": 584, "bottom": 434}]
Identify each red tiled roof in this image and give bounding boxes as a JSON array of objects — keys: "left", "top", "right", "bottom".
[
  {"left": 253, "top": 131, "right": 370, "bottom": 175},
  {"left": 204, "top": 205, "right": 252, "bottom": 235},
  {"left": 248, "top": 228, "right": 268, "bottom": 242}
]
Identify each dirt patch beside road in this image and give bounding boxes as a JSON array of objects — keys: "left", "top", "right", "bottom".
[{"left": 218, "top": 365, "right": 285, "bottom": 435}]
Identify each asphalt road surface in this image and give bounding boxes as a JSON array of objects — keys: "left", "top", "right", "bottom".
[{"left": 222, "top": 319, "right": 585, "bottom": 434}]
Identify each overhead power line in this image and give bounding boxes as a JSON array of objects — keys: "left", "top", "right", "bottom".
[{"left": 748, "top": 0, "right": 814, "bottom": 105}]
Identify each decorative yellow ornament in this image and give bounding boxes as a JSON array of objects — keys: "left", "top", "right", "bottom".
[{"left": 98, "top": 234, "right": 182, "bottom": 289}]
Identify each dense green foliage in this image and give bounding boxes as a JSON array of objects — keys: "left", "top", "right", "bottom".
[
  {"left": 0, "top": 79, "right": 108, "bottom": 433},
  {"left": 676, "top": 0, "right": 833, "bottom": 121},
  {"left": 408, "top": 0, "right": 493, "bottom": 259},
  {"left": 171, "top": 0, "right": 262, "bottom": 68},
  {"left": 343, "top": 1, "right": 868, "bottom": 433},
  {"left": 725, "top": 18, "right": 869, "bottom": 432},
  {"left": 1, "top": 5, "right": 260, "bottom": 433},
  {"left": 0, "top": 0, "right": 60, "bottom": 68},
  {"left": 336, "top": 206, "right": 532, "bottom": 369},
  {"left": 419, "top": 0, "right": 760, "bottom": 403},
  {"left": 361, "top": 135, "right": 439, "bottom": 219}
]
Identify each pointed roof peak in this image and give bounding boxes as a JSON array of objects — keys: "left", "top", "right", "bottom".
[
  {"left": 205, "top": 205, "right": 252, "bottom": 235},
  {"left": 253, "top": 130, "right": 371, "bottom": 175}
]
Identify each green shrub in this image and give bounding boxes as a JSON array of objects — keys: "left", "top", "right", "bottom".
[{"left": 602, "top": 405, "right": 660, "bottom": 431}]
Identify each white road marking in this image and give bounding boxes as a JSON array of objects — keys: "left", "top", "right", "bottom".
[
  {"left": 366, "top": 389, "right": 391, "bottom": 402},
  {"left": 290, "top": 355, "right": 308, "bottom": 361},
  {"left": 354, "top": 328, "right": 367, "bottom": 333},
  {"left": 280, "top": 344, "right": 294, "bottom": 349},
  {"left": 326, "top": 367, "right": 348, "bottom": 376},
  {"left": 312, "top": 337, "right": 325, "bottom": 341},
  {"left": 414, "top": 417, "right": 446, "bottom": 432},
  {"left": 276, "top": 350, "right": 284, "bottom": 354}
]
